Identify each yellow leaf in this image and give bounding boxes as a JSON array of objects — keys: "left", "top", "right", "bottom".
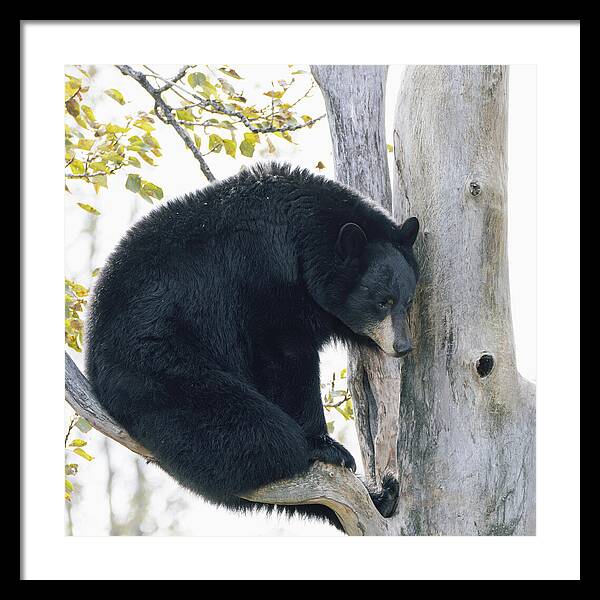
[
  {"left": 104, "top": 88, "right": 126, "bottom": 105},
  {"left": 69, "top": 439, "right": 87, "bottom": 447},
  {"left": 77, "top": 203, "right": 101, "bottom": 216},
  {"left": 73, "top": 448, "right": 94, "bottom": 461}
]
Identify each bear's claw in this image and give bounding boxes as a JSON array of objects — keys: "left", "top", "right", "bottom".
[{"left": 308, "top": 434, "right": 357, "bottom": 473}]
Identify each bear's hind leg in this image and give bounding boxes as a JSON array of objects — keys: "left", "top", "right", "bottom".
[{"left": 128, "top": 372, "right": 311, "bottom": 506}]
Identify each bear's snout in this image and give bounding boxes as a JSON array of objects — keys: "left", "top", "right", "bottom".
[{"left": 393, "top": 341, "right": 413, "bottom": 358}]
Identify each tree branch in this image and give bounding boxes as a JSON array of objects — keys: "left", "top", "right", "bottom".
[
  {"left": 148, "top": 64, "right": 194, "bottom": 94},
  {"left": 116, "top": 65, "right": 216, "bottom": 182},
  {"left": 65, "top": 352, "right": 153, "bottom": 459},
  {"left": 64, "top": 351, "right": 390, "bottom": 535},
  {"left": 134, "top": 68, "right": 326, "bottom": 134}
]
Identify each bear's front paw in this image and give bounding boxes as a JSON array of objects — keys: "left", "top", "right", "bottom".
[{"left": 308, "top": 435, "right": 357, "bottom": 473}]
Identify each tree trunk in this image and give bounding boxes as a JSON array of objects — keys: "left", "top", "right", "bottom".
[
  {"left": 312, "top": 64, "right": 536, "bottom": 535},
  {"left": 311, "top": 65, "right": 404, "bottom": 491},
  {"left": 392, "top": 65, "right": 535, "bottom": 535}
]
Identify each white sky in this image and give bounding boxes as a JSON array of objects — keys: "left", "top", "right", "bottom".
[{"left": 64, "top": 64, "right": 536, "bottom": 536}]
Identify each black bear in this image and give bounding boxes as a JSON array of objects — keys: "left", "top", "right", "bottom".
[{"left": 86, "top": 163, "right": 419, "bottom": 531}]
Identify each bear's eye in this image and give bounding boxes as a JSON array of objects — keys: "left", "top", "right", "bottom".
[{"left": 378, "top": 298, "right": 395, "bottom": 309}]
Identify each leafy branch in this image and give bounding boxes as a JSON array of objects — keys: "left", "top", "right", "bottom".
[
  {"left": 116, "top": 64, "right": 325, "bottom": 175},
  {"left": 116, "top": 65, "right": 216, "bottom": 182},
  {"left": 64, "top": 66, "right": 164, "bottom": 209}
]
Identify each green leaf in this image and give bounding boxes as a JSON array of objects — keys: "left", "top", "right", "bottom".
[
  {"left": 81, "top": 105, "right": 96, "bottom": 123},
  {"left": 127, "top": 156, "right": 141, "bottom": 168},
  {"left": 141, "top": 182, "right": 164, "bottom": 201},
  {"left": 74, "top": 115, "right": 89, "bottom": 130},
  {"left": 89, "top": 162, "right": 108, "bottom": 173},
  {"left": 340, "top": 368, "right": 347, "bottom": 379},
  {"left": 73, "top": 448, "right": 94, "bottom": 461},
  {"left": 188, "top": 72, "right": 207, "bottom": 88},
  {"left": 104, "top": 88, "right": 126, "bottom": 105},
  {"left": 134, "top": 119, "right": 154, "bottom": 133},
  {"left": 239, "top": 139, "right": 254, "bottom": 158},
  {"left": 106, "top": 123, "right": 128, "bottom": 134},
  {"left": 222, "top": 138, "right": 236, "bottom": 158},
  {"left": 77, "top": 203, "right": 101, "bottom": 216},
  {"left": 142, "top": 133, "right": 160, "bottom": 148},
  {"left": 208, "top": 134, "right": 224, "bottom": 153},
  {"left": 387, "top": 143, "right": 393, "bottom": 153},
  {"left": 126, "top": 173, "right": 142, "bottom": 193},
  {"left": 107, "top": 149, "right": 126, "bottom": 162},
  {"left": 137, "top": 151, "right": 155, "bottom": 165},
  {"left": 274, "top": 130, "right": 293, "bottom": 143},
  {"left": 326, "top": 421, "right": 335, "bottom": 434},
  {"left": 69, "top": 159, "right": 84, "bottom": 175},
  {"left": 176, "top": 109, "right": 195, "bottom": 122},
  {"left": 77, "top": 139, "right": 94, "bottom": 151},
  {"left": 201, "top": 80, "right": 217, "bottom": 98},
  {"left": 95, "top": 174, "right": 108, "bottom": 191},
  {"left": 75, "top": 416, "right": 93, "bottom": 432},
  {"left": 65, "top": 77, "right": 81, "bottom": 100},
  {"left": 193, "top": 133, "right": 202, "bottom": 148}
]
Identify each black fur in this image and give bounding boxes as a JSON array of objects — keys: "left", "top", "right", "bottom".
[{"left": 86, "top": 163, "right": 419, "bottom": 532}]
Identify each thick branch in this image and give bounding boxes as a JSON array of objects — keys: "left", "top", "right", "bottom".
[
  {"left": 64, "top": 351, "right": 389, "bottom": 535},
  {"left": 65, "top": 352, "right": 153, "bottom": 459},
  {"left": 242, "top": 461, "right": 391, "bottom": 535}
]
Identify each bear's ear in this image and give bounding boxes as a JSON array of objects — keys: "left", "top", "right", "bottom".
[
  {"left": 397, "top": 216, "right": 420, "bottom": 247},
  {"left": 335, "top": 222, "right": 367, "bottom": 260}
]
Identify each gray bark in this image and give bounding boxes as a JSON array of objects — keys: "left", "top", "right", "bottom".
[
  {"left": 393, "top": 66, "right": 535, "bottom": 535},
  {"left": 311, "top": 65, "right": 404, "bottom": 491},
  {"left": 311, "top": 64, "right": 536, "bottom": 535},
  {"left": 65, "top": 352, "right": 153, "bottom": 459}
]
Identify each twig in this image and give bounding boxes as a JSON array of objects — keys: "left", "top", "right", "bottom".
[
  {"left": 324, "top": 396, "right": 350, "bottom": 409},
  {"left": 64, "top": 414, "right": 77, "bottom": 448},
  {"left": 144, "top": 64, "right": 195, "bottom": 94}
]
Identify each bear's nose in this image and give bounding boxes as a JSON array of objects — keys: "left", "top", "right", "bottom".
[{"left": 393, "top": 342, "right": 413, "bottom": 357}]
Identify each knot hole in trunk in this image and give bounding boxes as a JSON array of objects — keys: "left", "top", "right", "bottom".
[{"left": 476, "top": 353, "right": 495, "bottom": 378}]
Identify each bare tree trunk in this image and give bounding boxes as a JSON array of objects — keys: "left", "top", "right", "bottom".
[
  {"left": 312, "top": 64, "right": 536, "bottom": 535},
  {"left": 311, "top": 66, "right": 404, "bottom": 493},
  {"left": 392, "top": 65, "right": 535, "bottom": 535}
]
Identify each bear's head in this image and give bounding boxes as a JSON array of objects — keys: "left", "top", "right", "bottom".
[{"left": 330, "top": 217, "right": 420, "bottom": 358}]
